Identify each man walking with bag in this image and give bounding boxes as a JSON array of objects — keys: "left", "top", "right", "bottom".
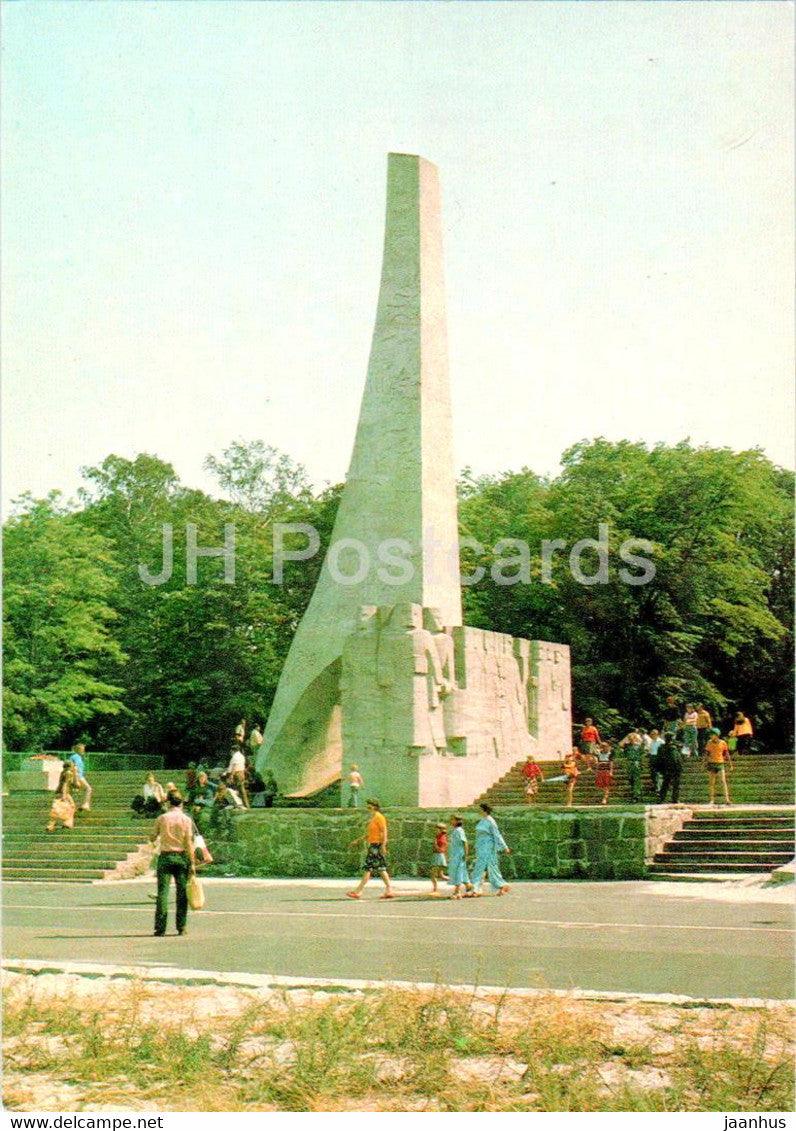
[{"left": 149, "top": 790, "right": 196, "bottom": 937}]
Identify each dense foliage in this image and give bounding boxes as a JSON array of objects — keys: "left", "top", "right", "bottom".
[
  {"left": 459, "top": 440, "right": 793, "bottom": 746},
  {"left": 3, "top": 439, "right": 792, "bottom": 762}
]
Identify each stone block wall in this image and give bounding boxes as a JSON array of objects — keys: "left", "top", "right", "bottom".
[
  {"left": 203, "top": 807, "right": 648, "bottom": 881},
  {"left": 645, "top": 805, "right": 694, "bottom": 863}
]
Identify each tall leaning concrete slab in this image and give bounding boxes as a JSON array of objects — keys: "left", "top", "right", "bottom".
[
  {"left": 258, "top": 153, "right": 572, "bottom": 806},
  {"left": 258, "top": 155, "right": 462, "bottom": 796}
]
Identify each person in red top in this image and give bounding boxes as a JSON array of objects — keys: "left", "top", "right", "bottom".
[
  {"left": 521, "top": 754, "right": 544, "bottom": 802},
  {"left": 430, "top": 823, "right": 448, "bottom": 895},
  {"left": 579, "top": 718, "right": 601, "bottom": 758}
]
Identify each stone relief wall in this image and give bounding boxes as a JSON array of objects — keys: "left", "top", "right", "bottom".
[
  {"left": 341, "top": 602, "right": 571, "bottom": 808},
  {"left": 533, "top": 641, "right": 573, "bottom": 759}
]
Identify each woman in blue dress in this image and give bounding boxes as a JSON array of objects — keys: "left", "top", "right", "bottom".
[
  {"left": 471, "top": 803, "right": 512, "bottom": 896},
  {"left": 447, "top": 814, "right": 474, "bottom": 899}
]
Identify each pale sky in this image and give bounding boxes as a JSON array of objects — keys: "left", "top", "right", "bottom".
[{"left": 3, "top": 2, "right": 793, "bottom": 512}]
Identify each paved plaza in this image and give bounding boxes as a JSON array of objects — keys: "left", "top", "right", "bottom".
[{"left": 3, "top": 878, "right": 793, "bottom": 1001}]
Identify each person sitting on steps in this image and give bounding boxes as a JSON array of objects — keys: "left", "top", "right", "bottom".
[{"left": 131, "top": 772, "right": 166, "bottom": 818}]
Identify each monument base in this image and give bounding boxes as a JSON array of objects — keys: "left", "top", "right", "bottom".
[
  {"left": 339, "top": 603, "right": 571, "bottom": 807},
  {"left": 201, "top": 806, "right": 648, "bottom": 881}
]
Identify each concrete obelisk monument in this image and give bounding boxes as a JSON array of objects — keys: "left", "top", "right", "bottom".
[{"left": 259, "top": 154, "right": 571, "bottom": 806}]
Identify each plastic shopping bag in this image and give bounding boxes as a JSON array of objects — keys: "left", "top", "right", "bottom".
[{"left": 187, "top": 874, "right": 205, "bottom": 910}]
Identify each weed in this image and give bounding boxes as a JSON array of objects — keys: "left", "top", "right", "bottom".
[{"left": 3, "top": 972, "right": 793, "bottom": 1113}]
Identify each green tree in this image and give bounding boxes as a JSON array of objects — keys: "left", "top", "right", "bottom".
[
  {"left": 460, "top": 440, "right": 793, "bottom": 746},
  {"left": 203, "top": 440, "right": 312, "bottom": 516},
  {"left": 3, "top": 493, "right": 126, "bottom": 749},
  {"left": 75, "top": 448, "right": 336, "bottom": 764},
  {"left": 76, "top": 454, "right": 267, "bottom": 760},
  {"left": 6, "top": 438, "right": 790, "bottom": 760}
]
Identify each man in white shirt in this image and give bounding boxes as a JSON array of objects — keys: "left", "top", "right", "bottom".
[
  {"left": 227, "top": 746, "right": 250, "bottom": 808},
  {"left": 648, "top": 729, "right": 665, "bottom": 794}
]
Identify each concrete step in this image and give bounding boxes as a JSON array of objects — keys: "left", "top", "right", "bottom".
[
  {"left": 4, "top": 797, "right": 154, "bottom": 809},
  {"left": 646, "top": 871, "right": 761, "bottom": 882},
  {"left": 477, "top": 754, "right": 794, "bottom": 809},
  {"left": 648, "top": 861, "right": 779, "bottom": 874},
  {"left": 2, "top": 867, "right": 108, "bottom": 881},
  {"left": 666, "top": 839, "right": 795, "bottom": 852},
  {"left": 3, "top": 832, "right": 146, "bottom": 844},
  {"left": 2, "top": 775, "right": 167, "bottom": 881},
  {"left": 4, "top": 835, "right": 149, "bottom": 848},
  {"left": 653, "top": 850, "right": 793, "bottom": 866},
  {"left": 3, "top": 842, "right": 147, "bottom": 855},
  {"left": 3, "top": 853, "right": 119, "bottom": 868},
  {"left": 687, "top": 822, "right": 794, "bottom": 833},
  {"left": 3, "top": 840, "right": 142, "bottom": 854},
  {"left": 673, "top": 828, "right": 795, "bottom": 841},
  {"left": 650, "top": 803, "right": 794, "bottom": 880},
  {"left": 12, "top": 771, "right": 175, "bottom": 782},
  {"left": 3, "top": 799, "right": 162, "bottom": 810},
  {"left": 682, "top": 809, "right": 795, "bottom": 817},
  {"left": 487, "top": 780, "right": 793, "bottom": 789},
  {"left": 4, "top": 815, "right": 147, "bottom": 828},
  {"left": 678, "top": 815, "right": 795, "bottom": 824}
]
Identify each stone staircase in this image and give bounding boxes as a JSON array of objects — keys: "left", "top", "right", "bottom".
[
  {"left": 648, "top": 808, "right": 795, "bottom": 876},
  {"left": 4, "top": 762, "right": 793, "bottom": 882},
  {"left": 476, "top": 753, "right": 794, "bottom": 809},
  {"left": 2, "top": 771, "right": 166, "bottom": 883}
]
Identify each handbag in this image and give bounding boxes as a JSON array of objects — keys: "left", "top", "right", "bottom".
[
  {"left": 187, "top": 874, "right": 205, "bottom": 910},
  {"left": 50, "top": 797, "right": 75, "bottom": 822},
  {"left": 193, "top": 833, "right": 213, "bottom": 865}
]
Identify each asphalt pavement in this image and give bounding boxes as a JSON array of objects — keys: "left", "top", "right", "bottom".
[{"left": 3, "top": 878, "right": 793, "bottom": 1001}]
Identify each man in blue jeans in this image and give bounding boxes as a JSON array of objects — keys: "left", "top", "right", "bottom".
[{"left": 149, "top": 790, "right": 196, "bottom": 937}]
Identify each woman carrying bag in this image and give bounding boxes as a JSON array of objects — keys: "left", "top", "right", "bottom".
[{"left": 47, "top": 763, "right": 77, "bottom": 832}]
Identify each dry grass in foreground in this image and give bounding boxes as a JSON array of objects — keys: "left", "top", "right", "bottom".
[{"left": 3, "top": 970, "right": 793, "bottom": 1113}]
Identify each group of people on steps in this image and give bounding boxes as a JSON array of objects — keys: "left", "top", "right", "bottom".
[{"left": 560, "top": 703, "right": 754, "bottom": 807}]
